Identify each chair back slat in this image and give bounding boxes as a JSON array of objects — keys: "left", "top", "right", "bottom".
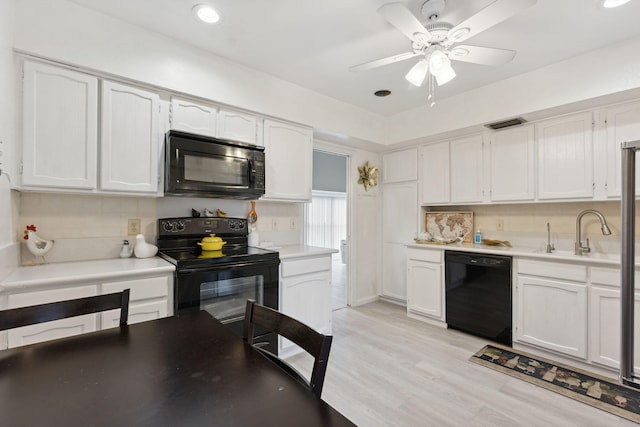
[
  {"left": 242, "top": 299, "right": 332, "bottom": 398},
  {"left": 0, "top": 290, "right": 130, "bottom": 332}
]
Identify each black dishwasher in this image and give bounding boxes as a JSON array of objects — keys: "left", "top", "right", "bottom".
[{"left": 445, "top": 251, "right": 512, "bottom": 346}]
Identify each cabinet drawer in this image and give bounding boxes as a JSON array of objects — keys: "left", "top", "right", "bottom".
[
  {"left": 281, "top": 256, "right": 331, "bottom": 277},
  {"left": 101, "top": 300, "right": 168, "bottom": 329},
  {"left": 517, "top": 259, "right": 587, "bottom": 282},
  {"left": 7, "top": 285, "right": 99, "bottom": 348},
  {"left": 101, "top": 276, "right": 170, "bottom": 301},
  {"left": 591, "top": 266, "right": 640, "bottom": 287},
  {"left": 407, "top": 248, "right": 442, "bottom": 263}
]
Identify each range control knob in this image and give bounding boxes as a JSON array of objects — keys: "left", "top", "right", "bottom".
[
  {"left": 162, "top": 221, "right": 174, "bottom": 232},
  {"left": 176, "top": 221, "right": 185, "bottom": 231}
]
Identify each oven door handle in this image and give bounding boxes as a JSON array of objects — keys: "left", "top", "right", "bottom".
[{"left": 178, "top": 261, "right": 275, "bottom": 274}]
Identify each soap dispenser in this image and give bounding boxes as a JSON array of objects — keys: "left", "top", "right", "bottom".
[
  {"left": 119, "top": 240, "right": 133, "bottom": 258},
  {"left": 474, "top": 229, "right": 482, "bottom": 244}
]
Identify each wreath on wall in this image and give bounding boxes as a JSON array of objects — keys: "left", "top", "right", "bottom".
[{"left": 357, "top": 161, "right": 378, "bottom": 191}]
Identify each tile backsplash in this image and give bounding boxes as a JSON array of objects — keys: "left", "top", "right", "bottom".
[
  {"left": 19, "top": 193, "right": 158, "bottom": 240},
  {"left": 427, "top": 200, "right": 636, "bottom": 254},
  {"left": 18, "top": 193, "right": 303, "bottom": 264}
]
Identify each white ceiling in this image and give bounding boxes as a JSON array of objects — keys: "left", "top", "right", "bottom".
[{"left": 69, "top": 0, "right": 640, "bottom": 117}]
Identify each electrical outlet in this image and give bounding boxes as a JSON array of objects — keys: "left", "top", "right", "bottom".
[
  {"left": 128, "top": 218, "right": 141, "bottom": 235},
  {"left": 289, "top": 217, "right": 298, "bottom": 230},
  {"left": 496, "top": 219, "right": 504, "bottom": 231}
]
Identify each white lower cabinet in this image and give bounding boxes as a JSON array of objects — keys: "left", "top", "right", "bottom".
[
  {"left": 7, "top": 285, "right": 99, "bottom": 348},
  {"left": 588, "top": 266, "right": 640, "bottom": 370},
  {"left": 515, "top": 260, "right": 588, "bottom": 359},
  {"left": 2, "top": 273, "right": 173, "bottom": 349},
  {"left": 279, "top": 255, "right": 332, "bottom": 357},
  {"left": 590, "top": 286, "right": 640, "bottom": 370},
  {"left": 100, "top": 275, "right": 172, "bottom": 328},
  {"left": 406, "top": 248, "right": 444, "bottom": 323}
]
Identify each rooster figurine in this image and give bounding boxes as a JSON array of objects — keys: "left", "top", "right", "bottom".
[{"left": 23, "top": 224, "right": 54, "bottom": 262}]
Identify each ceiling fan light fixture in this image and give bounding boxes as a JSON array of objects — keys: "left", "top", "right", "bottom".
[
  {"left": 192, "top": 4, "right": 221, "bottom": 24},
  {"left": 429, "top": 50, "right": 456, "bottom": 85},
  {"left": 405, "top": 59, "right": 429, "bottom": 87},
  {"left": 603, "top": 0, "right": 630, "bottom": 8},
  {"left": 433, "top": 64, "right": 456, "bottom": 86}
]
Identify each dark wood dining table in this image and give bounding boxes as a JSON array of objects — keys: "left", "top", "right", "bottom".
[{"left": 0, "top": 310, "right": 356, "bottom": 426}]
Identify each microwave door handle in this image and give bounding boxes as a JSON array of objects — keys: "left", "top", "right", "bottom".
[{"left": 248, "top": 159, "right": 256, "bottom": 184}]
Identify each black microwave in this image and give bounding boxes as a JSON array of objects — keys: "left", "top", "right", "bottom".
[{"left": 165, "top": 130, "right": 265, "bottom": 199}]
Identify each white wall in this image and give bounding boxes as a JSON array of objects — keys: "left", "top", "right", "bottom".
[
  {"left": 385, "top": 35, "right": 640, "bottom": 144},
  {"left": 13, "top": 0, "right": 385, "bottom": 145},
  {"left": 0, "top": 0, "right": 18, "bottom": 278}
]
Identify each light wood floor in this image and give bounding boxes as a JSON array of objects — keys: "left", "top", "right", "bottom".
[{"left": 289, "top": 301, "right": 637, "bottom": 426}]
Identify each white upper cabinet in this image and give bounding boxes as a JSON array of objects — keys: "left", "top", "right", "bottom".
[
  {"left": 536, "top": 112, "right": 594, "bottom": 200},
  {"left": 170, "top": 98, "right": 261, "bottom": 145},
  {"left": 262, "top": 119, "right": 313, "bottom": 202},
  {"left": 605, "top": 101, "right": 640, "bottom": 198},
  {"left": 450, "top": 134, "right": 484, "bottom": 203},
  {"left": 382, "top": 148, "right": 417, "bottom": 183},
  {"left": 489, "top": 125, "right": 535, "bottom": 202},
  {"left": 21, "top": 61, "right": 98, "bottom": 189},
  {"left": 100, "top": 81, "right": 160, "bottom": 193},
  {"left": 420, "top": 141, "right": 450, "bottom": 205},
  {"left": 170, "top": 97, "right": 217, "bottom": 137},
  {"left": 217, "top": 108, "right": 261, "bottom": 145}
]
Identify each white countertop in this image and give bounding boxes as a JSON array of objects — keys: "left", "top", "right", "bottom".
[
  {"left": 265, "top": 245, "right": 338, "bottom": 260},
  {"left": 0, "top": 257, "right": 175, "bottom": 292},
  {"left": 406, "top": 242, "right": 628, "bottom": 266}
]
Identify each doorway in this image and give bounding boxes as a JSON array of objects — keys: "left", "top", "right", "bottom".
[{"left": 304, "top": 150, "right": 349, "bottom": 310}]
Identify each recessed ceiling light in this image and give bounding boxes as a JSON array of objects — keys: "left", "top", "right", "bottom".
[
  {"left": 603, "top": 0, "right": 630, "bottom": 8},
  {"left": 192, "top": 4, "right": 220, "bottom": 24},
  {"left": 374, "top": 90, "right": 391, "bottom": 97}
]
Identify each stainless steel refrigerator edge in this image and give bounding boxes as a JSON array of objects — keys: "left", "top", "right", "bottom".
[{"left": 620, "top": 139, "right": 640, "bottom": 388}]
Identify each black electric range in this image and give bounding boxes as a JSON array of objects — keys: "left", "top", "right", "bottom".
[
  {"left": 157, "top": 217, "right": 279, "bottom": 269},
  {"left": 158, "top": 216, "right": 280, "bottom": 354}
]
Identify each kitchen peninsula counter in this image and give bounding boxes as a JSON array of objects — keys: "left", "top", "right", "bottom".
[
  {"left": 267, "top": 245, "right": 338, "bottom": 260},
  {"left": 0, "top": 257, "right": 175, "bottom": 292}
]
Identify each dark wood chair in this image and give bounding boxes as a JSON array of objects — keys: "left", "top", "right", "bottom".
[
  {"left": 243, "top": 299, "right": 333, "bottom": 398},
  {"left": 0, "top": 289, "right": 130, "bottom": 331}
]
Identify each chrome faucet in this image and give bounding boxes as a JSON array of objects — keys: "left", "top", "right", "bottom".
[
  {"left": 546, "top": 222, "right": 555, "bottom": 253},
  {"left": 575, "top": 210, "right": 612, "bottom": 255}
]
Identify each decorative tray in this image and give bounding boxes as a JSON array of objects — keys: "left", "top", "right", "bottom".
[
  {"left": 413, "top": 238, "right": 459, "bottom": 245},
  {"left": 481, "top": 239, "right": 512, "bottom": 247}
]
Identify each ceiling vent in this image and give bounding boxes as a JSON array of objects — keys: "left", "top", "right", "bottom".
[{"left": 484, "top": 117, "right": 527, "bottom": 130}]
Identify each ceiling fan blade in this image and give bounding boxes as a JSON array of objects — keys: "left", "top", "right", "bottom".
[
  {"left": 378, "top": 3, "right": 431, "bottom": 45},
  {"left": 447, "top": 0, "right": 537, "bottom": 44},
  {"left": 349, "top": 51, "right": 421, "bottom": 72},
  {"left": 448, "top": 45, "right": 516, "bottom": 66}
]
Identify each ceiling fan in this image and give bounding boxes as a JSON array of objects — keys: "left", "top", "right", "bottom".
[{"left": 351, "top": 0, "right": 537, "bottom": 103}]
